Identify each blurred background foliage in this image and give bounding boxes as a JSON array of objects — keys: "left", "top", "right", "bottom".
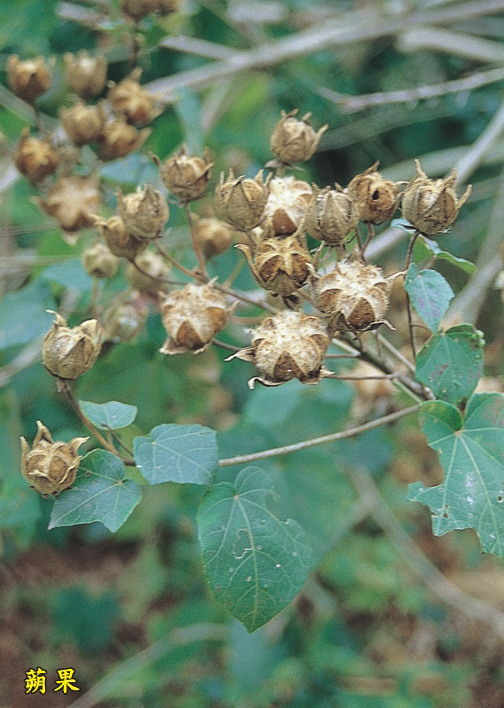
[{"left": 1, "top": 0, "right": 504, "bottom": 706}]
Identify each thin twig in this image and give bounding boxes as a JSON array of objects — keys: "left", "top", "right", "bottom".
[
  {"left": 184, "top": 203, "right": 208, "bottom": 279},
  {"left": 397, "top": 25, "right": 504, "bottom": 64},
  {"left": 405, "top": 231, "right": 421, "bottom": 360},
  {"left": 218, "top": 405, "right": 419, "bottom": 467},
  {"left": 212, "top": 338, "right": 241, "bottom": 352}
]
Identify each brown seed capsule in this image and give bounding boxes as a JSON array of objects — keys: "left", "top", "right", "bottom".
[
  {"left": 60, "top": 101, "right": 106, "bottom": 146},
  {"left": 82, "top": 241, "right": 119, "bottom": 278},
  {"left": 270, "top": 109, "right": 328, "bottom": 164},
  {"left": 42, "top": 312, "right": 102, "bottom": 380},
  {"left": 97, "top": 119, "right": 151, "bottom": 161},
  {"left": 20, "top": 421, "right": 88, "bottom": 496},
  {"left": 264, "top": 176, "right": 312, "bottom": 236},
  {"left": 155, "top": 147, "right": 213, "bottom": 202},
  {"left": 91, "top": 214, "right": 148, "bottom": 260},
  {"left": 64, "top": 51, "right": 107, "bottom": 99},
  {"left": 37, "top": 175, "right": 101, "bottom": 232},
  {"left": 215, "top": 169, "right": 270, "bottom": 231},
  {"left": 313, "top": 259, "right": 392, "bottom": 332},
  {"left": 159, "top": 283, "right": 234, "bottom": 354},
  {"left": 236, "top": 236, "right": 311, "bottom": 296},
  {"left": 102, "top": 296, "right": 149, "bottom": 342},
  {"left": 126, "top": 251, "right": 170, "bottom": 295},
  {"left": 117, "top": 184, "right": 169, "bottom": 240},
  {"left": 14, "top": 128, "right": 59, "bottom": 184},
  {"left": 7, "top": 55, "right": 51, "bottom": 102},
  {"left": 348, "top": 162, "right": 404, "bottom": 224},
  {"left": 121, "top": 0, "right": 158, "bottom": 20},
  {"left": 156, "top": 0, "right": 182, "bottom": 14},
  {"left": 401, "top": 160, "right": 472, "bottom": 235},
  {"left": 305, "top": 184, "right": 358, "bottom": 246},
  {"left": 230, "top": 310, "right": 330, "bottom": 387},
  {"left": 108, "top": 68, "right": 160, "bottom": 126},
  {"left": 193, "top": 217, "right": 234, "bottom": 259}
]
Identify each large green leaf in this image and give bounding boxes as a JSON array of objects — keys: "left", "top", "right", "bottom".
[
  {"left": 408, "top": 394, "right": 504, "bottom": 555},
  {"left": 405, "top": 264, "right": 454, "bottom": 332},
  {"left": 0, "top": 280, "right": 55, "bottom": 349},
  {"left": 412, "top": 234, "right": 476, "bottom": 274},
  {"left": 415, "top": 324, "right": 484, "bottom": 404},
  {"left": 197, "top": 466, "right": 314, "bottom": 632},
  {"left": 49, "top": 450, "right": 142, "bottom": 532},
  {"left": 133, "top": 424, "right": 217, "bottom": 485},
  {"left": 79, "top": 400, "right": 138, "bottom": 430}
]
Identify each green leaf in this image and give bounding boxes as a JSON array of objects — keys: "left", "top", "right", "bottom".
[
  {"left": 405, "top": 264, "right": 454, "bottom": 332},
  {"left": 413, "top": 235, "right": 476, "bottom": 274},
  {"left": 415, "top": 324, "right": 484, "bottom": 404},
  {"left": 41, "top": 259, "right": 93, "bottom": 291},
  {"left": 79, "top": 400, "right": 138, "bottom": 430},
  {"left": 0, "top": 280, "right": 55, "bottom": 349},
  {"left": 133, "top": 424, "right": 217, "bottom": 486},
  {"left": 407, "top": 394, "right": 504, "bottom": 555},
  {"left": 197, "top": 466, "right": 314, "bottom": 632},
  {"left": 49, "top": 450, "right": 142, "bottom": 532},
  {"left": 174, "top": 88, "right": 203, "bottom": 156}
]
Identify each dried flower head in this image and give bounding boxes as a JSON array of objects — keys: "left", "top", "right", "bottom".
[
  {"left": 117, "top": 184, "right": 169, "bottom": 240},
  {"left": 21, "top": 421, "right": 88, "bottom": 496},
  {"left": 193, "top": 217, "right": 234, "bottom": 259},
  {"left": 82, "top": 241, "right": 119, "bottom": 279},
  {"left": 91, "top": 214, "right": 148, "bottom": 260},
  {"left": 313, "top": 260, "right": 392, "bottom": 332},
  {"left": 230, "top": 310, "right": 330, "bottom": 387},
  {"left": 215, "top": 169, "right": 270, "bottom": 231},
  {"left": 305, "top": 184, "right": 358, "bottom": 245},
  {"left": 64, "top": 51, "right": 107, "bottom": 98},
  {"left": 401, "top": 160, "right": 472, "bottom": 235},
  {"left": 121, "top": 0, "right": 158, "bottom": 20},
  {"left": 155, "top": 147, "right": 213, "bottom": 202},
  {"left": 270, "top": 109, "right": 327, "bottom": 164},
  {"left": 126, "top": 251, "right": 170, "bottom": 295},
  {"left": 97, "top": 119, "right": 151, "bottom": 161},
  {"left": 159, "top": 282, "right": 234, "bottom": 354},
  {"left": 7, "top": 55, "right": 51, "bottom": 102},
  {"left": 37, "top": 174, "right": 101, "bottom": 232},
  {"left": 348, "top": 162, "right": 404, "bottom": 224},
  {"left": 264, "top": 176, "right": 312, "bottom": 236},
  {"left": 236, "top": 236, "right": 311, "bottom": 297},
  {"left": 42, "top": 312, "right": 102, "bottom": 380},
  {"left": 102, "top": 296, "right": 149, "bottom": 343},
  {"left": 60, "top": 101, "right": 106, "bottom": 146},
  {"left": 14, "top": 128, "right": 59, "bottom": 184},
  {"left": 108, "top": 68, "right": 160, "bottom": 125}
]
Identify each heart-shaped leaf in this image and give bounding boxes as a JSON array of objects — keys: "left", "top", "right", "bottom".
[
  {"left": 133, "top": 424, "right": 217, "bottom": 485},
  {"left": 79, "top": 400, "right": 138, "bottom": 430},
  {"left": 49, "top": 450, "right": 142, "bottom": 532},
  {"left": 197, "top": 466, "right": 314, "bottom": 632},
  {"left": 415, "top": 324, "right": 484, "bottom": 404},
  {"left": 412, "top": 235, "right": 476, "bottom": 274},
  {"left": 405, "top": 264, "right": 454, "bottom": 332},
  {"left": 408, "top": 394, "right": 504, "bottom": 555}
]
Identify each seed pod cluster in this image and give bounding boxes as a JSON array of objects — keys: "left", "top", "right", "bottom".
[
  {"left": 7, "top": 55, "right": 51, "bottom": 102},
  {"left": 215, "top": 169, "right": 270, "bottom": 231},
  {"left": 156, "top": 147, "right": 214, "bottom": 202},
  {"left": 20, "top": 421, "right": 88, "bottom": 496},
  {"left": 236, "top": 236, "right": 311, "bottom": 297},
  {"left": 305, "top": 184, "right": 358, "bottom": 245},
  {"left": 193, "top": 217, "right": 234, "bottom": 259},
  {"left": 264, "top": 176, "right": 312, "bottom": 236},
  {"left": 14, "top": 128, "right": 59, "bottom": 184},
  {"left": 64, "top": 52, "right": 107, "bottom": 98},
  {"left": 270, "top": 110, "right": 327, "bottom": 165},
  {"left": 37, "top": 175, "right": 101, "bottom": 232},
  {"left": 348, "top": 162, "right": 404, "bottom": 224},
  {"left": 117, "top": 184, "right": 169, "bottom": 240},
  {"left": 82, "top": 241, "right": 119, "bottom": 279},
  {"left": 108, "top": 69, "right": 160, "bottom": 126},
  {"left": 42, "top": 312, "right": 102, "bottom": 380}
]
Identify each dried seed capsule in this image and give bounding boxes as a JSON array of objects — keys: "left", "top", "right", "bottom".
[
  {"left": 159, "top": 282, "right": 234, "bottom": 354},
  {"left": 270, "top": 109, "right": 327, "bottom": 164},
  {"left": 117, "top": 184, "right": 169, "bottom": 240},
  {"left": 42, "top": 312, "right": 102, "bottom": 380},
  {"left": 215, "top": 169, "right": 270, "bottom": 231},
  {"left": 102, "top": 296, "right": 149, "bottom": 342},
  {"left": 20, "top": 421, "right": 88, "bottom": 496},
  {"left": 155, "top": 147, "right": 213, "bottom": 202},
  {"left": 97, "top": 119, "right": 151, "bottom": 161},
  {"left": 37, "top": 175, "right": 101, "bottom": 232},
  {"left": 126, "top": 251, "right": 170, "bottom": 295},
  {"left": 64, "top": 51, "right": 107, "bottom": 98},
  {"left": 60, "top": 101, "right": 106, "bottom": 146},
  {"left": 108, "top": 68, "right": 160, "bottom": 125},
  {"left": 313, "top": 259, "right": 392, "bottom": 332},
  {"left": 14, "top": 128, "right": 59, "bottom": 184},
  {"left": 7, "top": 55, "right": 51, "bottom": 102},
  {"left": 305, "top": 184, "right": 358, "bottom": 245},
  {"left": 90, "top": 214, "right": 148, "bottom": 260},
  {"left": 121, "top": 0, "right": 158, "bottom": 20},
  {"left": 82, "top": 241, "right": 119, "bottom": 278},
  {"left": 230, "top": 310, "right": 330, "bottom": 387},
  {"left": 264, "top": 176, "right": 312, "bottom": 236},
  {"left": 193, "top": 217, "right": 234, "bottom": 258},
  {"left": 401, "top": 160, "right": 472, "bottom": 235},
  {"left": 348, "top": 162, "right": 404, "bottom": 224},
  {"left": 236, "top": 236, "right": 311, "bottom": 296}
]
